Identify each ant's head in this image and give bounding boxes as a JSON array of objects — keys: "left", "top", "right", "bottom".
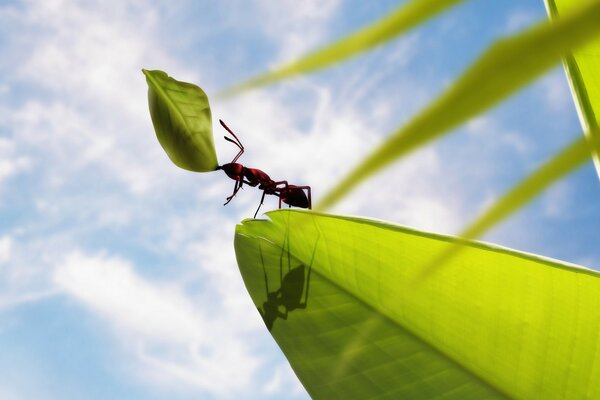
[{"left": 218, "top": 162, "right": 244, "bottom": 180}]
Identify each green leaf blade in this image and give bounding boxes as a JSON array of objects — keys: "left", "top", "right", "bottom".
[
  {"left": 236, "top": 210, "right": 600, "bottom": 399},
  {"left": 546, "top": 0, "right": 600, "bottom": 176},
  {"left": 317, "top": 1, "right": 600, "bottom": 210},
  {"left": 221, "top": 0, "right": 464, "bottom": 96},
  {"left": 143, "top": 69, "right": 218, "bottom": 172}
]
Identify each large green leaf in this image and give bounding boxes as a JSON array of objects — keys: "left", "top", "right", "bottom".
[
  {"left": 220, "top": 0, "right": 464, "bottom": 96},
  {"left": 143, "top": 69, "right": 218, "bottom": 172},
  {"left": 317, "top": 1, "right": 600, "bottom": 210},
  {"left": 235, "top": 210, "right": 600, "bottom": 399},
  {"left": 545, "top": 0, "right": 600, "bottom": 176}
]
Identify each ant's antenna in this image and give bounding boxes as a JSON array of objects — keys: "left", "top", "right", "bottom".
[
  {"left": 219, "top": 119, "right": 244, "bottom": 163},
  {"left": 220, "top": 120, "right": 244, "bottom": 149}
]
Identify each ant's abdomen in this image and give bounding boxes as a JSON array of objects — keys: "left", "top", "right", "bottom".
[{"left": 281, "top": 187, "right": 309, "bottom": 208}]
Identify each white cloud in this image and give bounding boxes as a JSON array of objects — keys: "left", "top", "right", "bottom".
[
  {"left": 539, "top": 70, "right": 572, "bottom": 112},
  {"left": 0, "top": 236, "right": 13, "bottom": 264},
  {"left": 467, "top": 116, "right": 530, "bottom": 155},
  {"left": 504, "top": 9, "right": 538, "bottom": 34},
  {"left": 0, "top": 289, "right": 57, "bottom": 311},
  {"left": 4, "top": 0, "right": 198, "bottom": 196},
  {"left": 55, "top": 252, "right": 202, "bottom": 342},
  {"left": 263, "top": 363, "right": 306, "bottom": 396},
  {"left": 17, "top": 0, "right": 161, "bottom": 118},
  {"left": 541, "top": 180, "right": 571, "bottom": 218},
  {"left": 0, "top": 138, "right": 30, "bottom": 190},
  {"left": 253, "top": 0, "right": 341, "bottom": 64},
  {"left": 54, "top": 250, "right": 262, "bottom": 395}
]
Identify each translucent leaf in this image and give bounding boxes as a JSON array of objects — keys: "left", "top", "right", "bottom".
[
  {"left": 220, "top": 0, "right": 464, "bottom": 96},
  {"left": 143, "top": 69, "right": 218, "bottom": 172},
  {"left": 545, "top": 0, "right": 600, "bottom": 177},
  {"left": 236, "top": 210, "right": 600, "bottom": 399},
  {"left": 317, "top": 1, "right": 600, "bottom": 210}
]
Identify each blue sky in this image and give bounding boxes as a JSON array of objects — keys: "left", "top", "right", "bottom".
[{"left": 0, "top": 0, "right": 599, "bottom": 399}]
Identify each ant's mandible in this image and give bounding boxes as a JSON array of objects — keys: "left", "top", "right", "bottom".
[{"left": 216, "top": 120, "right": 312, "bottom": 218}]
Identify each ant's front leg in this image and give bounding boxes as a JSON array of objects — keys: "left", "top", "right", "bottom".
[{"left": 224, "top": 179, "right": 243, "bottom": 205}]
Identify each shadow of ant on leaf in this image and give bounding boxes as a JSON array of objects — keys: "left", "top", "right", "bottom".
[{"left": 256, "top": 232, "right": 320, "bottom": 332}]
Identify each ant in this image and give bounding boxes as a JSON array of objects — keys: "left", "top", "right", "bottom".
[{"left": 216, "top": 120, "right": 312, "bottom": 218}]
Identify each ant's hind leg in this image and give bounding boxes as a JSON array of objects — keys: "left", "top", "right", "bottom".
[{"left": 270, "top": 181, "right": 287, "bottom": 210}]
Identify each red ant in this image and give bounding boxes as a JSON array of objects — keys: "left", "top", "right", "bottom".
[{"left": 216, "top": 120, "right": 312, "bottom": 218}]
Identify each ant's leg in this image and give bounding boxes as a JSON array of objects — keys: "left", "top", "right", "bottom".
[
  {"left": 270, "top": 181, "right": 288, "bottom": 209},
  {"left": 224, "top": 179, "right": 242, "bottom": 205},
  {"left": 253, "top": 190, "right": 267, "bottom": 219}
]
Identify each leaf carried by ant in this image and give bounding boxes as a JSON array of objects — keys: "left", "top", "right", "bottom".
[
  {"left": 235, "top": 209, "right": 600, "bottom": 399},
  {"left": 143, "top": 69, "right": 218, "bottom": 172}
]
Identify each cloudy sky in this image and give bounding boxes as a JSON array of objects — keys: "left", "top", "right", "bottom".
[{"left": 1, "top": 0, "right": 599, "bottom": 399}]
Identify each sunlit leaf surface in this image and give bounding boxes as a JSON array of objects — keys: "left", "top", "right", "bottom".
[
  {"left": 545, "top": 0, "right": 600, "bottom": 176},
  {"left": 221, "top": 0, "right": 463, "bottom": 96},
  {"left": 317, "top": 1, "right": 600, "bottom": 210},
  {"left": 235, "top": 210, "right": 600, "bottom": 399},
  {"left": 143, "top": 69, "right": 218, "bottom": 172}
]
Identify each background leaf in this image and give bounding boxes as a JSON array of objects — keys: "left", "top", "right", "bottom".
[
  {"left": 236, "top": 210, "right": 600, "bottom": 399},
  {"left": 143, "top": 69, "right": 218, "bottom": 172},
  {"left": 220, "top": 0, "right": 463, "bottom": 96},
  {"left": 316, "top": 1, "right": 600, "bottom": 210},
  {"left": 545, "top": 0, "right": 600, "bottom": 177}
]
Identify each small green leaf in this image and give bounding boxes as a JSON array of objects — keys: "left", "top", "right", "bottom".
[
  {"left": 236, "top": 210, "right": 600, "bottom": 399},
  {"left": 545, "top": 0, "right": 600, "bottom": 176},
  {"left": 143, "top": 69, "right": 218, "bottom": 172},
  {"left": 317, "top": 1, "right": 600, "bottom": 210},
  {"left": 220, "top": 0, "right": 464, "bottom": 96}
]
